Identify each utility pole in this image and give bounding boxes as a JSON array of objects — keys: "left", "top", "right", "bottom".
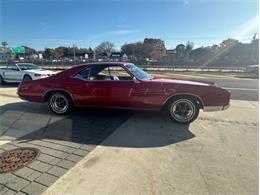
[
  {"left": 251, "top": 33, "right": 257, "bottom": 60},
  {"left": 73, "top": 44, "right": 76, "bottom": 66}
]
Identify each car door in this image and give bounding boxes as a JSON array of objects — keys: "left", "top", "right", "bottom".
[
  {"left": 72, "top": 64, "right": 138, "bottom": 108},
  {"left": 3, "top": 65, "right": 23, "bottom": 82}
]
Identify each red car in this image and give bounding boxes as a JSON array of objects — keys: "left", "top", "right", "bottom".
[{"left": 17, "top": 62, "right": 230, "bottom": 124}]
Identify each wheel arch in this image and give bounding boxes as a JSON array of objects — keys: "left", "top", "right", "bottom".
[
  {"left": 163, "top": 93, "right": 204, "bottom": 110},
  {"left": 43, "top": 89, "right": 74, "bottom": 104},
  {"left": 0, "top": 74, "right": 5, "bottom": 83},
  {"left": 23, "top": 74, "right": 32, "bottom": 79}
]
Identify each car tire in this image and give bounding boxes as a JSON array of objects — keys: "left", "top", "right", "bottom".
[
  {"left": 168, "top": 97, "right": 199, "bottom": 124},
  {"left": 23, "top": 75, "right": 32, "bottom": 82},
  {"left": 0, "top": 75, "right": 5, "bottom": 85},
  {"left": 48, "top": 92, "right": 73, "bottom": 115}
]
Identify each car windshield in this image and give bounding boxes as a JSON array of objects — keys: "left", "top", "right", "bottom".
[
  {"left": 17, "top": 63, "right": 40, "bottom": 70},
  {"left": 125, "top": 64, "right": 152, "bottom": 80}
]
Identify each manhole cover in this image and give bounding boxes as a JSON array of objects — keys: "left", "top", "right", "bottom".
[{"left": 0, "top": 147, "right": 40, "bottom": 174}]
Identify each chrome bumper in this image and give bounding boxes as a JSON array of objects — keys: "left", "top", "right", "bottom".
[{"left": 203, "top": 104, "right": 230, "bottom": 112}]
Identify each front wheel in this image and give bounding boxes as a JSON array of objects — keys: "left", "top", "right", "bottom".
[
  {"left": 0, "top": 75, "right": 5, "bottom": 85},
  {"left": 23, "top": 75, "right": 32, "bottom": 82},
  {"left": 168, "top": 97, "right": 199, "bottom": 124},
  {"left": 48, "top": 92, "right": 73, "bottom": 115}
]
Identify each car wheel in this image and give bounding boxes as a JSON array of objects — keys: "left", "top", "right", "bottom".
[
  {"left": 0, "top": 75, "right": 5, "bottom": 85},
  {"left": 23, "top": 75, "right": 32, "bottom": 82},
  {"left": 168, "top": 97, "right": 199, "bottom": 124},
  {"left": 49, "top": 92, "right": 73, "bottom": 115}
]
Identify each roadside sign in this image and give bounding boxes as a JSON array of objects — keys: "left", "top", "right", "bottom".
[{"left": 11, "top": 47, "right": 25, "bottom": 54}]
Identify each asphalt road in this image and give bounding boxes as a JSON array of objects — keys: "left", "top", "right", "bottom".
[
  {"left": 150, "top": 72, "right": 259, "bottom": 101},
  {"left": 198, "top": 78, "right": 258, "bottom": 101}
]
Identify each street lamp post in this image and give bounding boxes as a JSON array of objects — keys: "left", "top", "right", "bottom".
[{"left": 73, "top": 44, "right": 76, "bottom": 66}]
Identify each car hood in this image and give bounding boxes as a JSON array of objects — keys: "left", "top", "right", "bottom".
[
  {"left": 149, "top": 77, "right": 216, "bottom": 87},
  {"left": 24, "top": 69, "right": 56, "bottom": 75}
]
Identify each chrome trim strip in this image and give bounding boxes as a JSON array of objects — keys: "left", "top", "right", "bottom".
[
  {"left": 76, "top": 104, "right": 161, "bottom": 111},
  {"left": 71, "top": 65, "right": 136, "bottom": 82}
]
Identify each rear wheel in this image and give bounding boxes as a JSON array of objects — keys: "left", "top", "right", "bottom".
[
  {"left": 23, "top": 75, "right": 32, "bottom": 82},
  {"left": 48, "top": 92, "right": 73, "bottom": 115},
  {"left": 168, "top": 97, "right": 199, "bottom": 124}
]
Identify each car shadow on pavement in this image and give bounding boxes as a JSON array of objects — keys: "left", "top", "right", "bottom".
[
  {"left": 1, "top": 101, "right": 195, "bottom": 148},
  {"left": 0, "top": 83, "right": 19, "bottom": 88},
  {"left": 0, "top": 101, "right": 194, "bottom": 194}
]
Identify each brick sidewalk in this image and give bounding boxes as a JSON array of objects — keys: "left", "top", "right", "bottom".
[{"left": 0, "top": 109, "right": 130, "bottom": 195}]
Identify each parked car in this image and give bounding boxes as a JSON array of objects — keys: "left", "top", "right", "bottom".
[
  {"left": 17, "top": 62, "right": 230, "bottom": 124},
  {"left": 244, "top": 65, "right": 259, "bottom": 75},
  {"left": 0, "top": 63, "right": 56, "bottom": 84}
]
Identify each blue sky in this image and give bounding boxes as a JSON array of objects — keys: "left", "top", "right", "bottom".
[{"left": 0, "top": 0, "right": 259, "bottom": 50}]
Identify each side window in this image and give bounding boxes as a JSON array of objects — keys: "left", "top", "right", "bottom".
[
  {"left": 74, "top": 65, "right": 133, "bottom": 81},
  {"left": 109, "top": 66, "right": 133, "bottom": 81},
  {"left": 10, "top": 65, "right": 19, "bottom": 71},
  {"left": 74, "top": 68, "right": 90, "bottom": 80},
  {"left": 95, "top": 67, "right": 112, "bottom": 80}
]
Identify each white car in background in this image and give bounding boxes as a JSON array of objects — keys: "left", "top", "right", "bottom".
[
  {"left": 244, "top": 65, "right": 259, "bottom": 74},
  {"left": 0, "top": 63, "right": 56, "bottom": 84}
]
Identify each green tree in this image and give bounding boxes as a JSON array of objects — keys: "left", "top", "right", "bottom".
[
  {"left": 220, "top": 38, "right": 239, "bottom": 48},
  {"left": 121, "top": 42, "right": 144, "bottom": 62},
  {"left": 175, "top": 44, "right": 186, "bottom": 59},
  {"left": 185, "top": 41, "right": 194, "bottom": 59},
  {"left": 43, "top": 48, "right": 55, "bottom": 60},
  {"left": 1, "top": 41, "right": 8, "bottom": 48}
]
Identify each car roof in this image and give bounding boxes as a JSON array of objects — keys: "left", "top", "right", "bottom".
[
  {"left": 16, "top": 63, "right": 36, "bottom": 65},
  {"left": 54, "top": 61, "right": 134, "bottom": 78},
  {"left": 79, "top": 61, "right": 133, "bottom": 67}
]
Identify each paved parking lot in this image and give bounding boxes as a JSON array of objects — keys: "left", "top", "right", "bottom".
[
  {"left": 0, "top": 88, "right": 130, "bottom": 194},
  {"left": 0, "top": 84, "right": 258, "bottom": 194}
]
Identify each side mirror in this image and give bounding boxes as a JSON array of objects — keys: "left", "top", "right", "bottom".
[{"left": 133, "top": 77, "right": 140, "bottom": 83}]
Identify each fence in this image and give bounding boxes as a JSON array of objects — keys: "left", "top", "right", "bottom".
[{"left": 38, "top": 65, "right": 245, "bottom": 72}]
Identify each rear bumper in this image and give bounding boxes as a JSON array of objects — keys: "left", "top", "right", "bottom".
[{"left": 203, "top": 104, "right": 230, "bottom": 112}]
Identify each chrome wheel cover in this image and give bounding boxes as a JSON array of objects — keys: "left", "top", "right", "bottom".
[
  {"left": 170, "top": 99, "right": 196, "bottom": 122},
  {"left": 50, "top": 94, "right": 68, "bottom": 114}
]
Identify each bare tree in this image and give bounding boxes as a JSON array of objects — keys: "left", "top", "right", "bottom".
[
  {"left": 143, "top": 38, "right": 166, "bottom": 60},
  {"left": 95, "top": 41, "right": 115, "bottom": 56}
]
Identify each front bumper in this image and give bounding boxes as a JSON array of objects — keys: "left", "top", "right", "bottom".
[{"left": 203, "top": 103, "right": 230, "bottom": 112}]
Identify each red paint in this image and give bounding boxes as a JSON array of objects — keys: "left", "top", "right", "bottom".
[{"left": 17, "top": 62, "right": 231, "bottom": 110}]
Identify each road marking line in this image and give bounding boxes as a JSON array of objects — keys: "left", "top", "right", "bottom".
[{"left": 224, "top": 87, "right": 259, "bottom": 91}]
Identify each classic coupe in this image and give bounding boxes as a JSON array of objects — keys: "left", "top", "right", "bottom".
[
  {"left": 17, "top": 62, "right": 230, "bottom": 124},
  {"left": 0, "top": 63, "right": 55, "bottom": 84}
]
